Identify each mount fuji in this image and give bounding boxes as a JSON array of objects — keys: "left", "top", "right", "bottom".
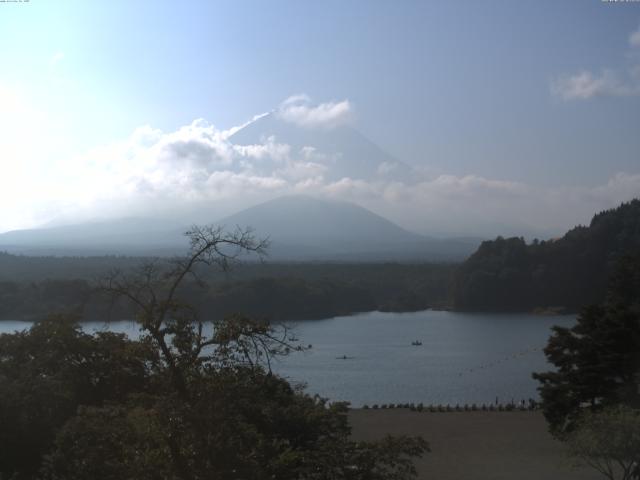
[
  {"left": 0, "top": 195, "right": 480, "bottom": 260},
  {"left": 0, "top": 107, "right": 482, "bottom": 259},
  {"left": 228, "top": 111, "right": 417, "bottom": 184}
]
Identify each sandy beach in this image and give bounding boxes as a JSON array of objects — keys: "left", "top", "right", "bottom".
[{"left": 349, "top": 409, "right": 601, "bottom": 480}]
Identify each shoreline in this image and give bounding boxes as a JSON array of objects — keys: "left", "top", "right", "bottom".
[{"left": 0, "top": 305, "right": 578, "bottom": 323}]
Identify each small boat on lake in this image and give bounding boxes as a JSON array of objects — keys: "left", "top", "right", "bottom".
[{"left": 411, "top": 340, "right": 423, "bottom": 346}]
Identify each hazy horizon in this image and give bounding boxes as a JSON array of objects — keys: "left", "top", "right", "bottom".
[{"left": 1, "top": 1, "right": 639, "bottom": 238}]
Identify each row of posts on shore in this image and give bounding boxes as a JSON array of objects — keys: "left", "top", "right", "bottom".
[{"left": 361, "top": 398, "right": 539, "bottom": 412}]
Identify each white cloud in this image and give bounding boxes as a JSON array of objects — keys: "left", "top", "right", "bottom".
[
  {"left": 425, "top": 174, "right": 527, "bottom": 197},
  {"left": 233, "top": 136, "right": 291, "bottom": 163},
  {"left": 277, "top": 94, "right": 352, "bottom": 128},
  {"left": 281, "top": 93, "right": 312, "bottom": 106},
  {"left": 2, "top": 95, "right": 638, "bottom": 238},
  {"left": 369, "top": 173, "right": 640, "bottom": 237},
  {"left": 629, "top": 24, "right": 640, "bottom": 48},
  {"left": 299, "top": 145, "right": 341, "bottom": 165},
  {"left": 552, "top": 24, "right": 640, "bottom": 100},
  {"left": 276, "top": 161, "right": 327, "bottom": 181},
  {"left": 307, "top": 172, "right": 639, "bottom": 237},
  {"left": 551, "top": 70, "right": 640, "bottom": 100},
  {"left": 322, "top": 177, "right": 382, "bottom": 200},
  {"left": 49, "top": 51, "right": 65, "bottom": 66}
]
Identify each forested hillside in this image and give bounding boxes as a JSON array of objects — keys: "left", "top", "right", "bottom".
[
  {"left": 452, "top": 200, "right": 640, "bottom": 312},
  {"left": 0, "top": 259, "right": 454, "bottom": 321}
]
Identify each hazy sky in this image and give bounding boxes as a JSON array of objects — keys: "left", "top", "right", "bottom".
[{"left": 1, "top": 1, "right": 639, "bottom": 236}]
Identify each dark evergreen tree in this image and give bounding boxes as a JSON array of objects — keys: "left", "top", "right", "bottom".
[{"left": 533, "top": 255, "right": 640, "bottom": 436}]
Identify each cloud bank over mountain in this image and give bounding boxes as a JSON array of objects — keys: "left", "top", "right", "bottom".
[{"left": 3, "top": 95, "right": 639, "bottom": 238}]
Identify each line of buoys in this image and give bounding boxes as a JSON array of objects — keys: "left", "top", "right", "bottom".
[{"left": 361, "top": 398, "right": 540, "bottom": 412}]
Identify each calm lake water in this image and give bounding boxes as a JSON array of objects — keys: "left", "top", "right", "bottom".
[{"left": 0, "top": 310, "right": 573, "bottom": 407}]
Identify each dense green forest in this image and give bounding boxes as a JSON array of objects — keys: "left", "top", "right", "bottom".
[
  {"left": 0, "top": 257, "right": 454, "bottom": 321},
  {"left": 452, "top": 200, "right": 640, "bottom": 312}
]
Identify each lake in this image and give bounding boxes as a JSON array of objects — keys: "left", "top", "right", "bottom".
[{"left": 0, "top": 310, "right": 572, "bottom": 407}]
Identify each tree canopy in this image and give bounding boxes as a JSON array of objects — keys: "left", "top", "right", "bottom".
[
  {"left": 0, "top": 225, "right": 428, "bottom": 479},
  {"left": 452, "top": 199, "right": 640, "bottom": 312},
  {"left": 0, "top": 254, "right": 454, "bottom": 322},
  {"left": 533, "top": 254, "right": 640, "bottom": 436},
  {"left": 565, "top": 406, "right": 640, "bottom": 480}
]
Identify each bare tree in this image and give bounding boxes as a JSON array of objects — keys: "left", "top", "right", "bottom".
[
  {"left": 98, "top": 225, "right": 297, "bottom": 395},
  {"left": 36, "top": 224, "right": 429, "bottom": 480},
  {"left": 96, "top": 225, "right": 311, "bottom": 479}
]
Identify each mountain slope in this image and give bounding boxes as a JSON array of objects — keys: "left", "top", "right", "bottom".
[
  {"left": 0, "top": 218, "right": 186, "bottom": 256},
  {"left": 219, "top": 195, "right": 478, "bottom": 260},
  {"left": 220, "top": 195, "right": 421, "bottom": 246},
  {"left": 0, "top": 196, "right": 479, "bottom": 260}
]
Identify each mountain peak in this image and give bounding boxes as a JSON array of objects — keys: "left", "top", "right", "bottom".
[
  {"left": 220, "top": 195, "right": 419, "bottom": 247},
  {"left": 229, "top": 112, "right": 416, "bottom": 184},
  {"left": 217, "top": 195, "right": 478, "bottom": 260}
]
